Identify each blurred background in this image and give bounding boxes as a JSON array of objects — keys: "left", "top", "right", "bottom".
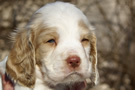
[{"left": 0, "top": 0, "right": 135, "bottom": 90}]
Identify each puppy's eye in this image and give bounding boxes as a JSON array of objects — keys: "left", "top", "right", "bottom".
[
  {"left": 47, "top": 39, "right": 56, "bottom": 43},
  {"left": 81, "top": 38, "right": 89, "bottom": 42}
]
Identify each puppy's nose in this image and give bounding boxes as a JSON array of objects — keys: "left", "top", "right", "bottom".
[{"left": 66, "top": 55, "right": 81, "bottom": 68}]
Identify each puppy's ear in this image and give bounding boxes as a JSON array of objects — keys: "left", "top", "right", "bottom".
[
  {"left": 89, "top": 34, "right": 99, "bottom": 86},
  {"left": 6, "top": 28, "right": 36, "bottom": 88}
]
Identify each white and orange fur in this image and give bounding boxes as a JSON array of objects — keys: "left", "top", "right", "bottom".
[{"left": 0, "top": 2, "right": 99, "bottom": 90}]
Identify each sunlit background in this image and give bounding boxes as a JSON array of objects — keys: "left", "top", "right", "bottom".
[{"left": 0, "top": 0, "right": 135, "bottom": 90}]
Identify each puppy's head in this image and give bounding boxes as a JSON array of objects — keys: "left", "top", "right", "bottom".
[{"left": 6, "top": 2, "right": 98, "bottom": 88}]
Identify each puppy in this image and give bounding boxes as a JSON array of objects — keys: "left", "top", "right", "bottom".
[{"left": 0, "top": 2, "right": 99, "bottom": 90}]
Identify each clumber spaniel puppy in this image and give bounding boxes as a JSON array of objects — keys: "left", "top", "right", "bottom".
[{"left": 0, "top": 1, "right": 99, "bottom": 90}]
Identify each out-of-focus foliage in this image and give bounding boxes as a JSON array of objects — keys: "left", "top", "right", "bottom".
[{"left": 0, "top": 0, "right": 135, "bottom": 90}]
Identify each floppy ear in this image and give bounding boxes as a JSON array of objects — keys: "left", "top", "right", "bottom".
[
  {"left": 89, "top": 34, "right": 99, "bottom": 86},
  {"left": 6, "top": 28, "right": 36, "bottom": 88}
]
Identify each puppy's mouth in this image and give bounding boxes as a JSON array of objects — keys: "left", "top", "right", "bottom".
[
  {"left": 66, "top": 72, "right": 82, "bottom": 78},
  {"left": 62, "top": 72, "right": 87, "bottom": 90},
  {"left": 64, "top": 72, "right": 84, "bottom": 82}
]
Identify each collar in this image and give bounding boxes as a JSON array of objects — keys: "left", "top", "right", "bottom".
[{"left": 2, "top": 73, "right": 14, "bottom": 90}]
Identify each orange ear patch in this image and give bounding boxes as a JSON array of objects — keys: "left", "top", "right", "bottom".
[{"left": 6, "top": 29, "right": 36, "bottom": 88}]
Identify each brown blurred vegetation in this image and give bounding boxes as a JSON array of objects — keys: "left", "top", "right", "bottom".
[{"left": 0, "top": 0, "right": 135, "bottom": 90}]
